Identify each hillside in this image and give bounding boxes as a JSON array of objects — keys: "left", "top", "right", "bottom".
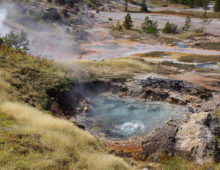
[{"left": 0, "top": 46, "right": 133, "bottom": 169}]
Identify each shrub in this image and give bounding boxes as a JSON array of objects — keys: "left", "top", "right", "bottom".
[
  {"left": 0, "top": 37, "right": 4, "bottom": 47},
  {"left": 162, "top": 22, "right": 178, "bottom": 34},
  {"left": 123, "top": 13, "right": 133, "bottom": 29},
  {"left": 115, "top": 21, "right": 123, "bottom": 31},
  {"left": 142, "top": 16, "right": 159, "bottom": 35},
  {"left": 2, "top": 31, "right": 29, "bottom": 51}
]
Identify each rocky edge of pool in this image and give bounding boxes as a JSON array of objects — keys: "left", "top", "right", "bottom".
[{"left": 47, "top": 74, "right": 220, "bottom": 164}]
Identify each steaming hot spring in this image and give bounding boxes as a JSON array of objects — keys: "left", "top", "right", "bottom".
[{"left": 75, "top": 94, "right": 187, "bottom": 139}]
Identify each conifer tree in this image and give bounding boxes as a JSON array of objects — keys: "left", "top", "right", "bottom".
[
  {"left": 123, "top": 13, "right": 133, "bottom": 29},
  {"left": 214, "top": 0, "right": 220, "bottom": 12},
  {"left": 188, "top": 0, "right": 195, "bottom": 8},
  {"left": 201, "top": 10, "right": 212, "bottom": 31},
  {"left": 141, "top": 0, "right": 148, "bottom": 12},
  {"left": 183, "top": 16, "right": 192, "bottom": 31},
  {"left": 125, "top": 0, "right": 128, "bottom": 11}
]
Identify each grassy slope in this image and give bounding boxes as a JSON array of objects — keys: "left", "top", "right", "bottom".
[{"left": 0, "top": 46, "right": 131, "bottom": 170}]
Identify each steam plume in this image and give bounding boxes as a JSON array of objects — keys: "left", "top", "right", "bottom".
[{"left": 0, "top": 8, "right": 10, "bottom": 36}]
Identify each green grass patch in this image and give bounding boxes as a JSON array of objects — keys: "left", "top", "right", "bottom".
[
  {"left": 193, "top": 42, "right": 220, "bottom": 51},
  {"left": 178, "top": 55, "right": 220, "bottom": 63},
  {"left": 0, "top": 46, "right": 74, "bottom": 109},
  {"left": 137, "top": 51, "right": 169, "bottom": 58},
  {"left": 159, "top": 154, "right": 214, "bottom": 170}
]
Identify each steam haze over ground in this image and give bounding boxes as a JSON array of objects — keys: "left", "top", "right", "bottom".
[
  {"left": 0, "top": 2, "right": 80, "bottom": 61},
  {"left": 0, "top": 8, "right": 10, "bottom": 36}
]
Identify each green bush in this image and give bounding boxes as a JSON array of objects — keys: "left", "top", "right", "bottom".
[
  {"left": 0, "top": 37, "right": 4, "bottom": 47},
  {"left": 162, "top": 22, "right": 178, "bottom": 34},
  {"left": 1, "top": 31, "right": 29, "bottom": 52},
  {"left": 142, "top": 16, "right": 159, "bottom": 35}
]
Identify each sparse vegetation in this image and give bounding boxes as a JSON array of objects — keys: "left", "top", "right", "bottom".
[
  {"left": 115, "top": 21, "right": 123, "bottom": 31},
  {"left": 162, "top": 22, "right": 178, "bottom": 34},
  {"left": 201, "top": 10, "right": 212, "bottom": 32},
  {"left": 141, "top": 16, "right": 159, "bottom": 35},
  {"left": 183, "top": 16, "right": 192, "bottom": 31},
  {"left": 178, "top": 54, "right": 220, "bottom": 63},
  {"left": 193, "top": 41, "right": 220, "bottom": 51},
  {"left": 0, "top": 31, "right": 29, "bottom": 52}
]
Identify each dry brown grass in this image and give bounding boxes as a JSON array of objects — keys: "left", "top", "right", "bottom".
[
  {"left": 0, "top": 70, "right": 19, "bottom": 103},
  {"left": 73, "top": 58, "right": 154, "bottom": 79},
  {"left": 0, "top": 101, "right": 132, "bottom": 170},
  {"left": 0, "top": 57, "right": 132, "bottom": 169}
]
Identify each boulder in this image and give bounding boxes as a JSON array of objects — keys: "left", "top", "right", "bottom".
[
  {"left": 142, "top": 112, "right": 218, "bottom": 164},
  {"left": 175, "top": 112, "right": 216, "bottom": 164},
  {"left": 142, "top": 119, "right": 179, "bottom": 157}
]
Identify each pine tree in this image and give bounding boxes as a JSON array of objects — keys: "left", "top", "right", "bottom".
[
  {"left": 214, "top": 0, "right": 220, "bottom": 12},
  {"left": 141, "top": 0, "right": 148, "bottom": 12},
  {"left": 201, "top": 10, "right": 212, "bottom": 31},
  {"left": 203, "top": 0, "right": 209, "bottom": 10},
  {"left": 125, "top": 0, "right": 128, "bottom": 11},
  {"left": 123, "top": 13, "right": 133, "bottom": 29},
  {"left": 183, "top": 16, "right": 192, "bottom": 31},
  {"left": 188, "top": 0, "right": 195, "bottom": 8}
]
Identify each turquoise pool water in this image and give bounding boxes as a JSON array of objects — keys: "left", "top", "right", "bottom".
[{"left": 76, "top": 94, "right": 187, "bottom": 139}]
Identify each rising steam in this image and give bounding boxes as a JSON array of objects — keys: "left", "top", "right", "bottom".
[
  {"left": 0, "top": 2, "right": 81, "bottom": 61},
  {"left": 0, "top": 8, "right": 10, "bottom": 36}
]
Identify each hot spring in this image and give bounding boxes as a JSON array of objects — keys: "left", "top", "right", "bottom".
[{"left": 75, "top": 94, "right": 187, "bottom": 139}]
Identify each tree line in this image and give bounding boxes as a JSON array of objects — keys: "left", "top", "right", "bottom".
[
  {"left": 167, "top": 0, "right": 220, "bottom": 11},
  {"left": 123, "top": 0, "right": 220, "bottom": 12}
]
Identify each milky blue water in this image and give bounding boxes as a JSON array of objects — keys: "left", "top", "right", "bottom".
[
  {"left": 196, "top": 63, "right": 220, "bottom": 70},
  {"left": 76, "top": 95, "right": 187, "bottom": 139}
]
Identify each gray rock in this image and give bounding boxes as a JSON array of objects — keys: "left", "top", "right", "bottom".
[
  {"left": 142, "top": 112, "right": 219, "bottom": 165},
  {"left": 142, "top": 119, "right": 179, "bottom": 157},
  {"left": 175, "top": 112, "right": 216, "bottom": 164}
]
